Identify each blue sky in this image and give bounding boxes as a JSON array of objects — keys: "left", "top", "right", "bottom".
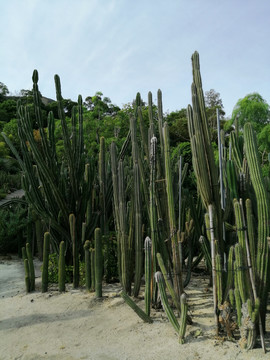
[{"left": 0, "top": 0, "right": 269, "bottom": 117}]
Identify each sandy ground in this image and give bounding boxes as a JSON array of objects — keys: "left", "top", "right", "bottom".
[{"left": 0, "top": 257, "right": 269, "bottom": 360}]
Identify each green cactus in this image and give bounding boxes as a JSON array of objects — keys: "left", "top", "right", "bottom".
[
  {"left": 216, "top": 253, "right": 222, "bottom": 307},
  {"left": 95, "top": 228, "right": 103, "bottom": 298},
  {"left": 69, "top": 214, "right": 79, "bottom": 288},
  {"left": 155, "top": 271, "right": 180, "bottom": 333},
  {"left": 144, "top": 237, "right": 152, "bottom": 316},
  {"left": 179, "top": 293, "right": 188, "bottom": 344},
  {"left": 84, "top": 240, "right": 91, "bottom": 292},
  {"left": 156, "top": 252, "right": 181, "bottom": 315},
  {"left": 58, "top": 241, "right": 65, "bottom": 292},
  {"left": 120, "top": 291, "right": 153, "bottom": 323},
  {"left": 234, "top": 288, "right": 242, "bottom": 327},
  {"left": 91, "top": 248, "right": 95, "bottom": 292},
  {"left": 26, "top": 243, "right": 35, "bottom": 291},
  {"left": 42, "top": 232, "right": 50, "bottom": 293},
  {"left": 24, "top": 258, "right": 30, "bottom": 293},
  {"left": 244, "top": 123, "right": 269, "bottom": 330},
  {"left": 163, "top": 122, "right": 183, "bottom": 301},
  {"left": 130, "top": 115, "right": 143, "bottom": 297},
  {"left": 245, "top": 199, "right": 256, "bottom": 273}
]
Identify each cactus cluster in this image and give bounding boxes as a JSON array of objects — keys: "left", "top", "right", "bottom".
[{"left": 5, "top": 52, "right": 269, "bottom": 352}]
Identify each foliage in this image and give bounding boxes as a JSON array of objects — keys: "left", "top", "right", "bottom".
[
  {"left": 0, "top": 99, "right": 17, "bottom": 124},
  {"left": 0, "top": 82, "right": 9, "bottom": 102},
  {"left": 165, "top": 109, "right": 189, "bottom": 146},
  {"left": 47, "top": 253, "right": 86, "bottom": 286},
  {"left": 232, "top": 92, "right": 269, "bottom": 131},
  {"left": 0, "top": 203, "right": 28, "bottom": 254}
]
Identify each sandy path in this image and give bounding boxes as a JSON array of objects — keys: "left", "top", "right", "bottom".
[{"left": 0, "top": 257, "right": 269, "bottom": 360}]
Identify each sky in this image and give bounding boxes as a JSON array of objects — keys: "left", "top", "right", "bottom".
[{"left": 0, "top": 0, "right": 269, "bottom": 117}]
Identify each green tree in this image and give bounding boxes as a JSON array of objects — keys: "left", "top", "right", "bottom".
[
  {"left": 232, "top": 92, "right": 269, "bottom": 132},
  {"left": 0, "top": 82, "right": 9, "bottom": 102},
  {"left": 204, "top": 89, "right": 225, "bottom": 131},
  {"left": 165, "top": 109, "right": 189, "bottom": 146}
]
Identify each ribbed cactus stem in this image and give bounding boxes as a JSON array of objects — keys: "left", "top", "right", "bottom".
[
  {"left": 179, "top": 293, "right": 188, "bottom": 344},
  {"left": 144, "top": 237, "right": 152, "bottom": 316},
  {"left": 24, "top": 259, "right": 30, "bottom": 293},
  {"left": 216, "top": 254, "right": 222, "bottom": 307},
  {"left": 120, "top": 291, "right": 153, "bottom": 323},
  {"left": 156, "top": 252, "right": 181, "bottom": 315},
  {"left": 163, "top": 122, "right": 183, "bottom": 301},
  {"left": 42, "top": 232, "right": 50, "bottom": 293},
  {"left": 95, "top": 228, "right": 103, "bottom": 298},
  {"left": 245, "top": 199, "right": 256, "bottom": 273},
  {"left": 58, "top": 241, "right": 65, "bottom": 292},
  {"left": 234, "top": 288, "right": 242, "bottom": 327},
  {"left": 149, "top": 136, "right": 158, "bottom": 300},
  {"left": 69, "top": 213, "right": 79, "bottom": 288},
  {"left": 244, "top": 123, "right": 269, "bottom": 330},
  {"left": 26, "top": 243, "right": 35, "bottom": 291},
  {"left": 91, "top": 249, "right": 95, "bottom": 292},
  {"left": 235, "top": 243, "right": 247, "bottom": 304},
  {"left": 155, "top": 272, "right": 180, "bottom": 333},
  {"left": 224, "top": 246, "right": 234, "bottom": 300},
  {"left": 84, "top": 240, "right": 91, "bottom": 292}
]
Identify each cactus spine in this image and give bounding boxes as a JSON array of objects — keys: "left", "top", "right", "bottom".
[
  {"left": 42, "top": 232, "right": 50, "bottom": 293},
  {"left": 58, "top": 241, "right": 65, "bottom": 292}
]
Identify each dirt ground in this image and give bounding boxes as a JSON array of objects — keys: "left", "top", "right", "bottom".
[{"left": 0, "top": 256, "right": 269, "bottom": 360}]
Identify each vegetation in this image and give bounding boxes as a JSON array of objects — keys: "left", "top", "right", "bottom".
[{"left": 0, "top": 51, "right": 270, "bottom": 352}]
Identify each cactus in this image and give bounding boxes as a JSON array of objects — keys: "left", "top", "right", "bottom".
[
  {"left": 26, "top": 243, "right": 35, "bottom": 291},
  {"left": 2, "top": 70, "right": 99, "bottom": 264},
  {"left": 58, "top": 241, "right": 65, "bottom": 292},
  {"left": 24, "top": 259, "right": 30, "bottom": 293},
  {"left": 156, "top": 253, "right": 181, "bottom": 315},
  {"left": 69, "top": 214, "right": 79, "bottom": 288},
  {"left": 245, "top": 199, "right": 256, "bottom": 273},
  {"left": 42, "top": 232, "right": 50, "bottom": 293},
  {"left": 84, "top": 240, "right": 91, "bottom": 292},
  {"left": 130, "top": 115, "right": 143, "bottom": 297},
  {"left": 216, "top": 254, "right": 222, "bottom": 307},
  {"left": 91, "top": 248, "right": 95, "bottom": 292},
  {"left": 179, "top": 293, "right": 188, "bottom": 344},
  {"left": 120, "top": 291, "right": 153, "bottom": 323},
  {"left": 163, "top": 122, "right": 183, "bottom": 301},
  {"left": 95, "top": 228, "right": 103, "bottom": 298},
  {"left": 155, "top": 272, "right": 180, "bottom": 333},
  {"left": 144, "top": 237, "right": 152, "bottom": 316},
  {"left": 244, "top": 123, "right": 269, "bottom": 330}
]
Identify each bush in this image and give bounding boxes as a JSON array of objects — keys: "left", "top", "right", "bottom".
[{"left": 0, "top": 203, "right": 28, "bottom": 254}]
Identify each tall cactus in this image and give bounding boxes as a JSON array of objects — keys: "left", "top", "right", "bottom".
[
  {"left": 1, "top": 70, "right": 99, "bottom": 260},
  {"left": 58, "top": 241, "right": 65, "bottom": 292},
  {"left": 26, "top": 243, "right": 35, "bottom": 291},
  {"left": 244, "top": 123, "right": 269, "bottom": 329},
  {"left": 69, "top": 214, "right": 79, "bottom": 288},
  {"left": 163, "top": 122, "right": 183, "bottom": 301},
  {"left": 84, "top": 240, "right": 91, "bottom": 292},
  {"left": 144, "top": 237, "right": 152, "bottom": 316},
  {"left": 95, "top": 228, "right": 103, "bottom": 298},
  {"left": 42, "top": 232, "right": 50, "bottom": 293}
]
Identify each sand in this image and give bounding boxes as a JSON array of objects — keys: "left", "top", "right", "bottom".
[{"left": 0, "top": 256, "right": 269, "bottom": 360}]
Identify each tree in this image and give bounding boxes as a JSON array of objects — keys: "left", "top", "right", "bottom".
[
  {"left": 232, "top": 92, "right": 269, "bottom": 132},
  {"left": 0, "top": 82, "right": 9, "bottom": 102},
  {"left": 204, "top": 89, "right": 225, "bottom": 131}
]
